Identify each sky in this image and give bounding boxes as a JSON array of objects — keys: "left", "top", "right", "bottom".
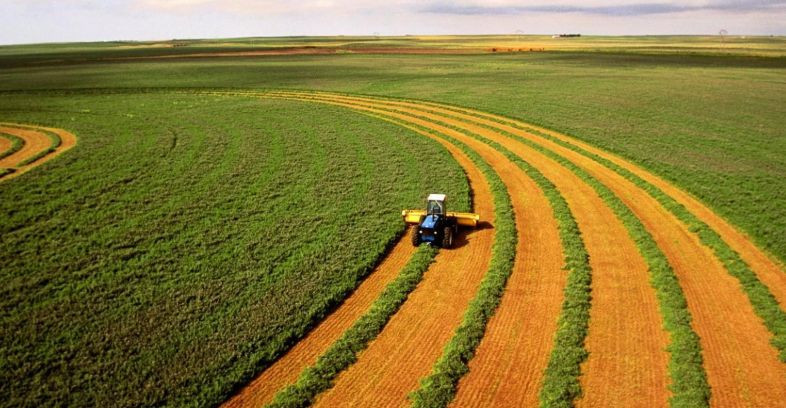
[{"left": 1, "top": 0, "right": 785, "bottom": 45}]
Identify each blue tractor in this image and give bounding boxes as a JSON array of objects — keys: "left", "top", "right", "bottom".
[{"left": 402, "top": 193, "right": 479, "bottom": 248}]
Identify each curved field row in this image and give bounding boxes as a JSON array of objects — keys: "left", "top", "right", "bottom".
[
  {"left": 222, "top": 236, "right": 417, "bottom": 407},
  {"left": 0, "top": 123, "right": 76, "bottom": 181},
  {"left": 270, "top": 91, "right": 786, "bottom": 406},
  {"left": 268, "top": 92, "right": 674, "bottom": 406},
  {"left": 249, "top": 91, "right": 786, "bottom": 406},
  {"left": 273, "top": 93, "right": 673, "bottom": 406}
]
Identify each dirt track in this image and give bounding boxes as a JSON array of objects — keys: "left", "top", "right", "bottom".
[
  {"left": 0, "top": 123, "right": 77, "bottom": 181},
  {"left": 215, "top": 91, "right": 786, "bottom": 406},
  {"left": 222, "top": 236, "right": 417, "bottom": 407}
]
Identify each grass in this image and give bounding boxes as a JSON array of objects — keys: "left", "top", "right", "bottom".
[
  {"left": 268, "top": 245, "right": 439, "bottom": 408},
  {"left": 0, "top": 93, "right": 469, "bottom": 407},
  {"left": 0, "top": 131, "right": 24, "bottom": 160}
]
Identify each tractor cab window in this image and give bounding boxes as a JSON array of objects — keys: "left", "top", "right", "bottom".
[{"left": 427, "top": 200, "right": 444, "bottom": 215}]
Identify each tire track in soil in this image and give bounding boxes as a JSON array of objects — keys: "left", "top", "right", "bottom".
[
  {"left": 0, "top": 123, "right": 77, "bottom": 181},
  {"left": 222, "top": 235, "right": 417, "bottom": 408},
  {"left": 281, "top": 93, "right": 670, "bottom": 408},
  {"left": 315, "top": 94, "right": 786, "bottom": 407}
]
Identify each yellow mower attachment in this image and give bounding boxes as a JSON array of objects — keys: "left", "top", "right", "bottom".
[{"left": 401, "top": 209, "right": 480, "bottom": 227}]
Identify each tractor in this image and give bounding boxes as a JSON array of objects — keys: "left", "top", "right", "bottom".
[{"left": 402, "top": 193, "right": 479, "bottom": 248}]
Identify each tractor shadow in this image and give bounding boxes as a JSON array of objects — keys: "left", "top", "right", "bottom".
[{"left": 451, "top": 221, "right": 493, "bottom": 249}]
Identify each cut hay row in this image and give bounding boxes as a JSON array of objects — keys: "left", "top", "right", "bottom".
[
  {"left": 0, "top": 123, "right": 76, "bottom": 181},
  {"left": 398, "top": 101, "right": 786, "bottom": 405},
  {"left": 270, "top": 91, "right": 786, "bottom": 406}
]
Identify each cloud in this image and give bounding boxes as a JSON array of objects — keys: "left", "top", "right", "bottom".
[{"left": 422, "top": 0, "right": 786, "bottom": 16}]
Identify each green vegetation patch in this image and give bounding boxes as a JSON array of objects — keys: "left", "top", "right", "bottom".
[
  {"left": 1, "top": 47, "right": 783, "bottom": 264},
  {"left": 0, "top": 93, "right": 469, "bottom": 407}
]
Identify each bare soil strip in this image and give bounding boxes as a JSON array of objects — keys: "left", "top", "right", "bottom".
[
  {"left": 222, "top": 235, "right": 417, "bottom": 408},
  {"left": 284, "top": 93, "right": 671, "bottom": 407},
  {"left": 307, "top": 94, "right": 786, "bottom": 407},
  {"left": 0, "top": 123, "right": 77, "bottom": 181}
]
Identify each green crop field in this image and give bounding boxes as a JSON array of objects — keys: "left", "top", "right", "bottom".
[{"left": 1, "top": 35, "right": 785, "bottom": 407}]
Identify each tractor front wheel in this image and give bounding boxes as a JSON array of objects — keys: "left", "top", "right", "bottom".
[
  {"left": 411, "top": 228, "right": 421, "bottom": 246},
  {"left": 442, "top": 226, "right": 453, "bottom": 248}
]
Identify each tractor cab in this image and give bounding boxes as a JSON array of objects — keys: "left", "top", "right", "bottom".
[{"left": 426, "top": 193, "right": 446, "bottom": 215}]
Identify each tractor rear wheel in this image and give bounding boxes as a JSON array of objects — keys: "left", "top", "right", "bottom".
[
  {"left": 442, "top": 226, "right": 453, "bottom": 248},
  {"left": 411, "top": 227, "right": 421, "bottom": 246}
]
